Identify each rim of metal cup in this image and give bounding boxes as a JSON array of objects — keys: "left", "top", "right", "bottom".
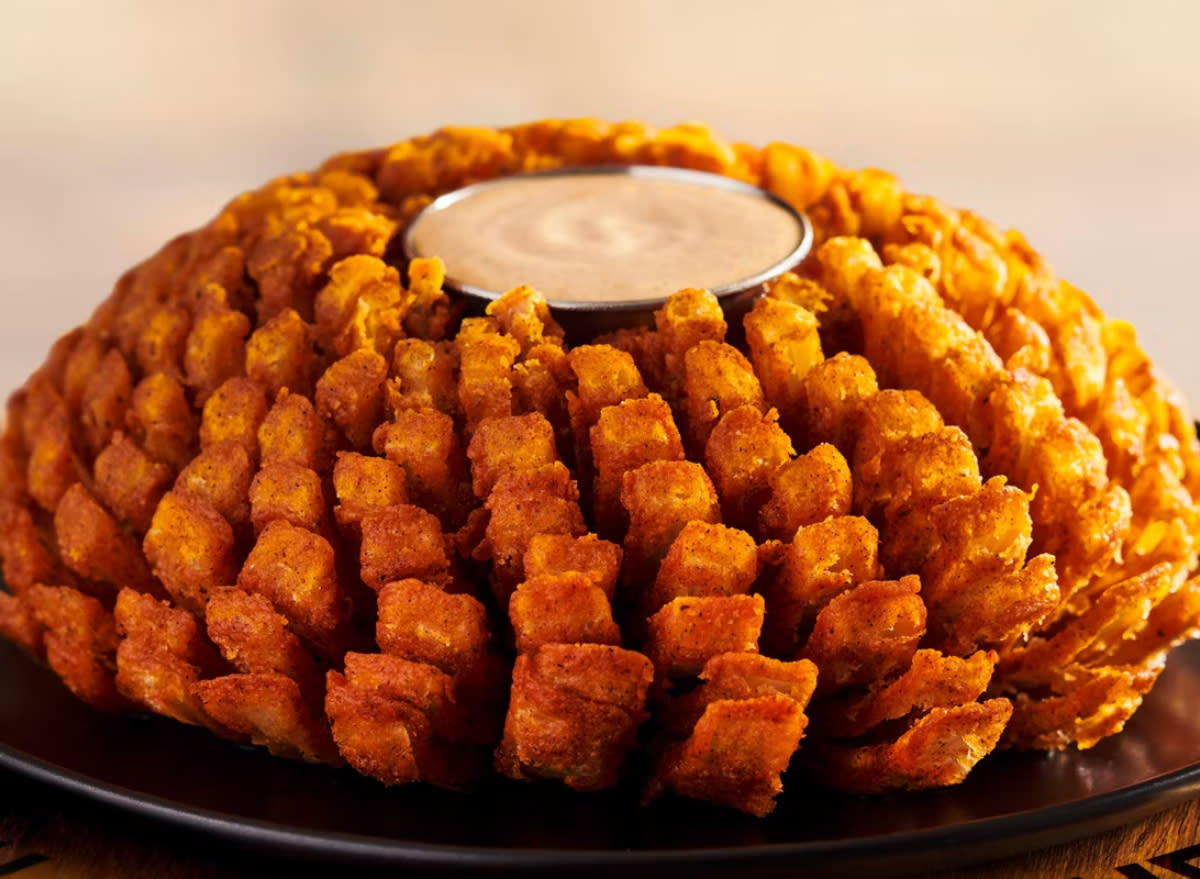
[{"left": 401, "top": 163, "right": 815, "bottom": 313}]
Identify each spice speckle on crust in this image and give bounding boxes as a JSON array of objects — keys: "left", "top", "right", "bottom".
[{"left": 0, "top": 120, "right": 1196, "bottom": 816}]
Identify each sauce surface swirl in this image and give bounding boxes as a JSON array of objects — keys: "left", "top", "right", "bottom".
[{"left": 407, "top": 173, "right": 803, "bottom": 303}]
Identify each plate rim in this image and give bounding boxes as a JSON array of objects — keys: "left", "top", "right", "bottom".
[{"left": 3, "top": 709, "right": 1200, "bottom": 875}]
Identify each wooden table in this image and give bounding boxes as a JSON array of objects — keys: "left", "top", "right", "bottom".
[{"left": 2, "top": 767, "right": 1199, "bottom": 879}]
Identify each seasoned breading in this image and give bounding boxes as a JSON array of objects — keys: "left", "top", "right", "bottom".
[
  {"left": 620, "top": 460, "right": 721, "bottom": 590},
  {"left": 644, "top": 594, "right": 765, "bottom": 679},
  {"left": 315, "top": 348, "right": 388, "bottom": 451},
  {"left": 523, "top": 533, "right": 622, "bottom": 601},
  {"left": 195, "top": 672, "right": 340, "bottom": 763},
  {"left": 376, "top": 578, "right": 490, "bottom": 675},
  {"left": 802, "top": 575, "right": 926, "bottom": 691},
  {"left": 173, "top": 441, "right": 254, "bottom": 530},
  {"left": 2, "top": 120, "right": 1197, "bottom": 807},
  {"left": 93, "top": 434, "right": 173, "bottom": 534},
  {"left": 704, "top": 404, "right": 794, "bottom": 533},
  {"left": 496, "top": 643, "right": 653, "bottom": 791},
  {"left": 245, "top": 308, "right": 320, "bottom": 398},
  {"left": 26, "top": 584, "right": 128, "bottom": 712},
  {"left": 648, "top": 694, "right": 807, "bottom": 816},
  {"left": 509, "top": 573, "right": 622, "bottom": 653},
  {"left": 760, "top": 515, "right": 881, "bottom": 657},
  {"left": 55, "top": 483, "right": 159, "bottom": 597},
  {"left": 114, "top": 588, "right": 222, "bottom": 727},
  {"left": 331, "top": 452, "right": 409, "bottom": 537},
  {"left": 144, "top": 491, "right": 237, "bottom": 614},
  {"left": 758, "top": 443, "right": 852, "bottom": 542},
  {"left": 682, "top": 340, "right": 764, "bottom": 455},
  {"left": 238, "top": 519, "right": 348, "bottom": 658},
  {"left": 590, "top": 395, "right": 685, "bottom": 537},
  {"left": 359, "top": 504, "right": 450, "bottom": 589}
]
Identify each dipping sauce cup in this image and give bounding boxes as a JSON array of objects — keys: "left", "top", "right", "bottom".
[{"left": 403, "top": 164, "right": 814, "bottom": 339}]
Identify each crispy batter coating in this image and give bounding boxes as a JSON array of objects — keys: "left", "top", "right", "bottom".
[
  {"left": 496, "top": 643, "right": 653, "bottom": 791},
  {"left": 26, "top": 414, "right": 77, "bottom": 513},
  {"left": 1, "top": 120, "right": 1196, "bottom": 804},
  {"left": 135, "top": 302, "right": 190, "bottom": 379},
  {"left": 478, "top": 463, "right": 587, "bottom": 601},
  {"left": 184, "top": 284, "right": 251, "bottom": 405},
  {"left": 114, "top": 588, "right": 221, "bottom": 726},
  {"left": 802, "top": 575, "right": 926, "bottom": 692},
  {"left": 388, "top": 338, "right": 458, "bottom": 415},
  {"left": 331, "top": 451, "right": 409, "bottom": 537},
  {"left": 195, "top": 672, "right": 339, "bottom": 763},
  {"left": 808, "top": 699, "right": 1012, "bottom": 794},
  {"left": 523, "top": 533, "right": 622, "bottom": 602},
  {"left": 457, "top": 319, "right": 520, "bottom": 432},
  {"left": 802, "top": 352, "right": 879, "bottom": 458},
  {"left": 128, "top": 372, "right": 198, "bottom": 472},
  {"left": 376, "top": 578, "right": 490, "bottom": 674},
  {"left": 238, "top": 519, "right": 348, "bottom": 657},
  {"left": 921, "top": 477, "right": 1060, "bottom": 655},
  {"left": 258, "top": 389, "right": 329, "bottom": 470},
  {"left": 644, "top": 522, "right": 759, "bottom": 618},
  {"left": 199, "top": 377, "right": 268, "bottom": 462},
  {"left": 466, "top": 412, "right": 558, "bottom": 499},
  {"left": 373, "top": 408, "right": 469, "bottom": 527},
  {"left": 0, "top": 591, "right": 43, "bottom": 657},
  {"left": 315, "top": 348, "right": 388, "bottom": 451},
  {"left": 313, "top": 255, "right": 406, "bottom": 359},
  {"left": 0, "top": 500, "right": 69, "bottom": 594},
  {"left": 249, "top": 462, "right": 329, "bottom": 536},
  {"left": 648, "top": 694, "right": 807, "bottom": 816},
  {"left": 93, "top": 434, "right": 173, "bottom": 533},
  {"left": 144, "top": 491, "right": 237, "bottom": 614},
  {"left": 653, "top": 288, "right": 726, "bottom": 406},
  {"left": 761, "top": 515, "right": 881, "bottom": 657},
  {"left": 662, "top": 653, "right": 819, "bottom": 737},
  {"left": 510, "top": 573, "right": 621, "bottom": 653},
  {"left": 644, "top": 594, "right": 765, "bottom": 679},
  {"left": 1002, "top": 665, "right": 1153, "bottom": 750},
  {"left": 26, "top": 584, "right": 128, "bottom": 711},
  {"left": 743, "top": 296, "right": 823, "bottom": 432},
  {"left": 340, "top": 651, "right": 504, "bottom": 747},
  {"left": 591, "top": 394, "right": 684, "bottom": 537},
  {"left": 55, "top": 483, "right": 159, "bottom": 597},
  {"left": 620, "top": 460, "right": 721, "bottom": 590},
  {"left": 63, "top": 332, "right": 108, "bottom": 411},
  {"left": 566, "top": 345, "right": 648, "bottom": 439},
  {"left": 325, "top": 664, "right": 484, "bottom": 789},
  {"left": 486, "top": 285, "right": 564, "bottom": 355},
  {"left": 818, "top": 648, "right": 997, "bottom": 739},
  {"left": 245, "top": 308, "right": 320, "bottom": 398},
  {"left": 683, "top": 340, "right": 764, "bottom": 455},
  {"left": 173, "top": 440, "right": 253, "bottom": 529},
  {"left": 359, "top": 504, "right": 450, "bottom": 589},
  {"left": 704, "top": 404, "right": 794, "bottom": 532},
  {"left": 205, "top": 587, "right": 320, "bottom": 702},
  {"left": 404, "top": 255, "right": 456, "bottom": 341},
  {"left": 317, "top": 206, "right": 396, "bottom": 262},
  {"left": 80, "top": 348, "right": 133, "bottom": 457},
  {"left": 1000, "top": 563, "right": 1174, "bottom": 688},
  {"left": 758, "top": 443, "right": 852, "bottom": 542},
  {"left": 247, "top": 225, "right": 333, "bottom": 323},
  {"left": 324, "top": 670, "right": 424, "bottom": 785}
]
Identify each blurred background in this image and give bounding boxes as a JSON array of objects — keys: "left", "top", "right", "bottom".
[{"left": 0, "top": 0, "right": 1195, "bottom": 406}]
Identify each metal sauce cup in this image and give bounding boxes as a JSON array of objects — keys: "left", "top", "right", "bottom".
[{"left": 402, "top": 164, "right": 814, "bottom": 340}]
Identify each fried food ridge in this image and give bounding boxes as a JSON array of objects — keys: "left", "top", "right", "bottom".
[{"left": 1, "top": 119, "right": 1196, "bottom": 816}]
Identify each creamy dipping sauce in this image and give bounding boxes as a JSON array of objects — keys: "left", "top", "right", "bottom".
[{"left": 406, "top": 172, "right": 804, "bottom": 304}]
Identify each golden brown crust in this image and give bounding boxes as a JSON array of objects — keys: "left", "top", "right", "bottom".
[{"left": 0, "top": 119, "right": 1195, "bottom": 811}]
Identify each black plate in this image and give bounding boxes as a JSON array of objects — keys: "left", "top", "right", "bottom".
[{"left": 3, "top": 637, "right": 1200, "bottom": 876}]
